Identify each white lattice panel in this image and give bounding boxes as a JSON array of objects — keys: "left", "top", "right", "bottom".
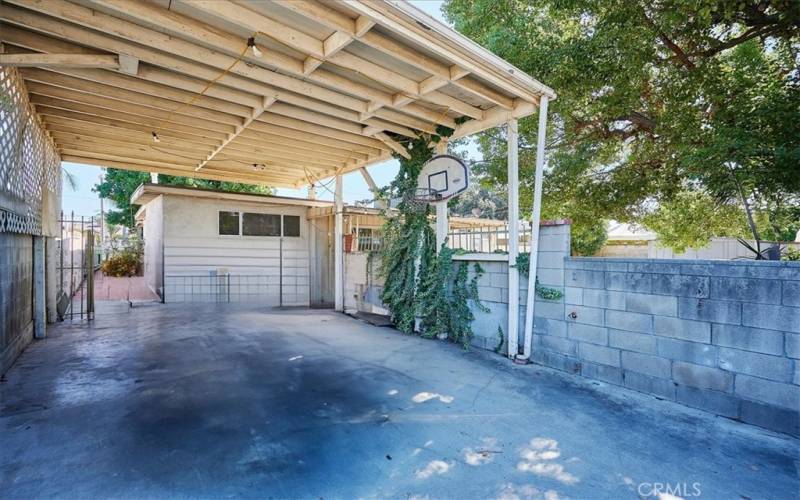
[{"left": 0, "top": 67, "right": 61, "bottom": 235}]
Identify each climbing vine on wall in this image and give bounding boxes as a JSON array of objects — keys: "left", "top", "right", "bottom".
[
  {"left": 378, "top": 130, "right": 487, "bottom": 348},
  {"left": 514, "top": 252, "right": 564, "bottom": 300}
]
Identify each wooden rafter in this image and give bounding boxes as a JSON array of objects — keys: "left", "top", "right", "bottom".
[{"left": 0, "top": 0, "right": 553, "bottom": 188}]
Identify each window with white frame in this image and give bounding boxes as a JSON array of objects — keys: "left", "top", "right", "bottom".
[{"left": 218, "top": 211, "right": 301, "bottom": 237}]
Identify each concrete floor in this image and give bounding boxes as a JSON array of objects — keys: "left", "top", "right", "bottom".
[{"left": 1, "top": 304, "right": 797, "bottom": 499}]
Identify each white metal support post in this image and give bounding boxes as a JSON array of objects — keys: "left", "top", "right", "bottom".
[
  {"left": 435, "top": 139, "right": 449, "bottom": 251},
  {"left": 507, "top": 119, "right": 520, "bottom": 358},
  {"left": 334, "top": 173, "right": 344, "bottom": 311},
  {"left": 522, "top": 96, "right": 549, "bottom": 360},
  {"left": 33, "top": 235, "right": 46, "bottom": 339}
]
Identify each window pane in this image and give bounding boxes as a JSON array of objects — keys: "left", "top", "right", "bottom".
[
  {"left": 283, "top": 215, "right": 300, "bottom": 237},
  {"left": 243, "top": 213, "right": 280, "bottom": 236},
  {"left": 219, "top": 211, "right": 240, "bottom": 235}
]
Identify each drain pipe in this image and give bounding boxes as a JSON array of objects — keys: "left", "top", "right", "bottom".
[{"left": 521, "top": 96, "right": 549, "bottom": 361}]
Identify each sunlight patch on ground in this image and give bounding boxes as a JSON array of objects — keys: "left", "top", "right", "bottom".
[
  {"left": 516, "top": 438, "right": 578, "bottom": 485},
  {"left": 414, "top": 460, "right": 452, "bottom": 479},
  {"left": 496, "top": 483, "right": 561, "bottom": 500},
  {"left": 463, "top": 437, "right": 500, "bottom": 466},
  {"left": 412, "top": 392, "right": 454, "bottom": 404}
]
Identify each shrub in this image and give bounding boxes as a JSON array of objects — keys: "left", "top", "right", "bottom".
[{"left": 101, "top": 250, "right": 141, "bottom": 277}]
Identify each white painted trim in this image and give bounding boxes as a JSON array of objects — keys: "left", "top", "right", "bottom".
[
  {"left": 522, "top": 96, "right": 549, "bottom": 360},
  {"left": 334, "top": 174, "right": 344, "bottom": 311},
  {"left": 452, "top": 253, "right": 507, "bottom": 262}
]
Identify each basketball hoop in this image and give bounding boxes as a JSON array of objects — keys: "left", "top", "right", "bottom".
[
  {"left": 416, "top": 155, "right": 469, "bottom": 203},
  {"left": 402, "top": 187, "right": 440, "bottom": 214}
]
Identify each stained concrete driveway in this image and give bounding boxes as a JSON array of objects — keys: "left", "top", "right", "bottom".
[{"left": 1, "top": 303, "right": 797, "bottom": 499}]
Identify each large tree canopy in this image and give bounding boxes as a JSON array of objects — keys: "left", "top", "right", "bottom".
[
  {"left": 94, "top": 169, "right": 272, "bottom": 228},
  {"left": 444, "top": 0, "right": 800, "bottom": 254}
]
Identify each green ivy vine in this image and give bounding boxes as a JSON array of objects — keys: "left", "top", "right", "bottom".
[
  {"left": 514, "top": 252, "right": 564, "bottom": 301},
  {"left": 378, "top": 130, "right": 487, "bottom": 348}
]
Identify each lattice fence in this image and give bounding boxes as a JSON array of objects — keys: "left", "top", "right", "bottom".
[{"left": 0, "top": 66, "right": 61, "bottom": 236}]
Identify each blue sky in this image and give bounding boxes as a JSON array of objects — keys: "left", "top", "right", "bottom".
[{"left": 61, "top": 1, "right": 455, "bottom": 216}]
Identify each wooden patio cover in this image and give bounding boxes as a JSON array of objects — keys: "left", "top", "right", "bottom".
[{"left": 0, "top": 0, "right": 555, "bottom": 188}]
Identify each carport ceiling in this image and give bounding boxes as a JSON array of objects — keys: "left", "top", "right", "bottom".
[{"left": 0, "top": 0, "right": 555, "bottom": 188}]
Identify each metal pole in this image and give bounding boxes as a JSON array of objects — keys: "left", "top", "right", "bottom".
[
  {"left": 522, "top": 96, "right": 550, "bottom": 360},
  {"left": 80, "top": 215, "right": 84, "bottom": 320},
  {"left": 507, "top": 119, "right": 520, "bottom": 358}
]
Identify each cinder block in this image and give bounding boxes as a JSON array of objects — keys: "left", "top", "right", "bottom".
[
  {"left": 564, "top": 269, "right": 604, "bottom": 289},
  {"left": 490, "top": 273, "right": 507, "bottom": 288},
  {"left": 568, "top": 323, "right": 608, "bottom": 345},
  {"left": 625, "top": 293, "right": 678, "bottom": 316},
  {"left": 536, "top": 268, "right": 564, "bottom": 287},
  {"left": 541, "top": 336, "right": 577, "bottom": 356},
  {"left": 678, "top": 298, "right": 741, "bottom": 325},
  {"left": 533, "top": 317, "right": 568, "bottom": 337},
  {"left": 742, "top": 303, "right": 800, "bottom": 334},
  {"left": 711, "top": 324, "right": 784, "bottom": 356},
  {"left": 628, "top": 261, "right": 681, "bottom": 275},
  {"left": 609, "top": 329, "right": 657, "bottom": 354},
  {"left": 564, "top": 287, "right": 582, "bottom": 305},
  {"left": 786, "top": 334, "right": 800, "bottom": 359},
  {"left": 672, "top": 361, "right": 733, "bottom": 392},
  {"left": 718, "top": 347, "right": 794, "bottom": 383},
  {"left": 581, "top": 361, "right": 622, "bottom": 385},
  {"left": 653, "top": 316, "right": 711, "bottom": 343},
  {"left": 582, "top": 260, "right": 628, "bottom": 272},
  {"left": 565, "top": 305, "right": 604, "bottom": 326},
  {"left": 710, "top": 277, "right": 781, "bottom": 305},
  {"left": 582, "top": 289, "right": 625, "bottom": 310},
  {"left": 532, "top": 300, "right": 565, "bottom": 320},
  {"left": 477, "top": 286, "right": 502, "bottom": 303},
  {"left": 564, "top": 258, "right": 584, "bottom": 270},
  {"left": 579, "top": 343, "right": 621, "bottom": 367},
  {"left": 740, "top": 400, "right": 799, "bottom": 437},
  {"left": 784, "top": 281, "right": 800, "bottom": 307},
  {"left": 537, "top": 251, "right": 565, "bottom": 270},
  {"left": 623, "top": 371, "right": 676, "bottom": 400},
  {"left": 658, "top": 338, "right": 717, "bottom": 367},
  {"left": 606, "top": 272, "right": 652, "bottom": 293},
  {"left": 532, "top": 349, "right": 581, "bottom": 374},
  {"left": 621, "top": 351, "right": 671, "bottom": 379},
  {"left": 676, "top": 386, "right": 739, "bottom": 418},
  {"left": 652, "top": 274, "right": 709, "bottom": 298},
  {"left": 735, "top": 374, "right": 800, "bottom": 409},
  {"left": 605, "top": 309, "right": 653, "bottom": 334}
]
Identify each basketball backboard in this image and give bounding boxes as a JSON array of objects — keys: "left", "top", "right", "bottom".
[{"left": 416, "top": 155, "right": 469, "bottom": 202}]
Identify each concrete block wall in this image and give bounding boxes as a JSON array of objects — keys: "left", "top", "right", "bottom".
[
  {"left": 461, "top": 229, "right": 800, "bottom": 435},
  {"left": 550, "top": 258, "right": 800, "bottom": 436},
  {"left": 458, "top": 221, "right": 571, "bottom": 352}
]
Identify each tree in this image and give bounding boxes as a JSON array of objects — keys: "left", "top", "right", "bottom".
[
  {"left": 94, "top": 169, "right": 273, "bottom": 228},
  {"left": 444, "top": 0, "right": 800, "bottom": 256}
]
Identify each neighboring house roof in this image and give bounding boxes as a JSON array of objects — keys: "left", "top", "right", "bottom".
[{"left": 606, "top": 221, "right": 657, "bottom": 241}]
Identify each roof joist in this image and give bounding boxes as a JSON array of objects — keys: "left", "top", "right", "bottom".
[{"left": 1, "top": 0, "right": 554, "bottom": 187}]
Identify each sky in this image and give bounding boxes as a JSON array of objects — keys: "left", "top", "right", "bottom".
[{"left": 61, "top": 1, "right": 455, "bottom": 216}]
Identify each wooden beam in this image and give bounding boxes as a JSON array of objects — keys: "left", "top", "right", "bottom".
[
  {"left": 41, "top": 114, "right": 220, "bottom": 147},
  {"left": 0, "top": 52, "right": 119, "bottom": 68},
  {"left": 374, "top": 133, "right": 410, "bottom": 159},
  {"left": 28, "top": 92, "right": 235, "bottom": 136},
  {"left": 117, "top": 53, "right": 138, "bottom": 75},
  {"left": 197, "top": 97, "right": 275, "bottom": 171},
  {"left": 451, "top": 100, "right": 537, "bottom": 139},
  {"left": 60, "top": 154, "right": 289, "bottom": 187},
  {"left": 20, "top": 68, "right": 244, "bottom": 125}
]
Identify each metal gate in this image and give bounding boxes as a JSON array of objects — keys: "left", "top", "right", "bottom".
[{"left": 56, "top": 212, "right": 97, "bottom": 320}]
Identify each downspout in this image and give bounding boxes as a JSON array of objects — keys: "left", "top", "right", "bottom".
[{"left": 521, "top": 96, "right": 549, "bottom": 361}]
